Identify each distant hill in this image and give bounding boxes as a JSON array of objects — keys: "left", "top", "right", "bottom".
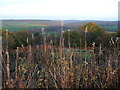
[
  {"left": 2, "top": 20, "right": 118, "bottom": 33},
  {"left": 64, "top": 20, "right": 118, "bottom": 32}
]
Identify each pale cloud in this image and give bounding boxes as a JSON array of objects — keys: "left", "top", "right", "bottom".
[{"left": 0, "top": 0, "right": 119, "bottom": 20}]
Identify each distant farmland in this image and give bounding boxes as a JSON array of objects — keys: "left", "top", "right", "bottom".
[
  {"left": 2, "top": 20, "right": 118, "bottom": 32},
  {"left": 2, "top": 20, "right": 48, "bottom": 32}
]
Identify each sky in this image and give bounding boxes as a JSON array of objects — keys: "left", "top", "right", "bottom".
[{"left": 0, "top": 0, "right": 119, "bottom": 20}]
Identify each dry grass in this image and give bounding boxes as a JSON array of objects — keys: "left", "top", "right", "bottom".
[{"left": 2, "top": 29, "right": 120, "bottom": 89}]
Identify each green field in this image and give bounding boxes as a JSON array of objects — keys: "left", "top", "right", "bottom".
[
  {"left": 2, "top": 21, "right": 47, "bottom": 32},
  {"left": 102, "top": 26, "right": 118, "bottom": 32}
]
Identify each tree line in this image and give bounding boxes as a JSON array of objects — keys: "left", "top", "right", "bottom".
[{"left": 2, "top": 22, "right": 119, "bottom": 50}]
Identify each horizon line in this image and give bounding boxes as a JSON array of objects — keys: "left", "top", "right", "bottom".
[{"left": 1, "top": 19, "right": 118, "bottom": 21}]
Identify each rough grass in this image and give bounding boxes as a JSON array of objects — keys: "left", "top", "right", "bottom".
[{"left": 2, "top": 30, "right": 120, "bottom": 89}]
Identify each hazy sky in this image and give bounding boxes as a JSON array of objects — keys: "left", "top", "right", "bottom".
[{"left": 0, "top": 0, "right": 119, "bottom": 20}]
